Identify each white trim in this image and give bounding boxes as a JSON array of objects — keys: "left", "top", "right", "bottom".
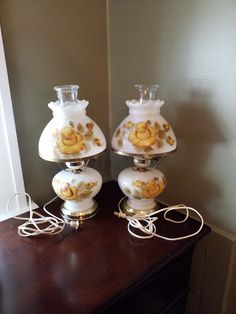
[{"left": 0, "top": 26, "right": 37, "bottom": 220}]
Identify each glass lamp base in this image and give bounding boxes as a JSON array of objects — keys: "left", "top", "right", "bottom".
[
  {"left": 52, "top": 163, "right": 102, "bottom": 222},
  {"left": 119, "top": 197, "right": 160, "bottom": 218},
  {"left": 60, "top": 200, "right": 98, "bottom": 221},
  {"left": 117, "top": 160, "right": 166, "bottom": 218}
]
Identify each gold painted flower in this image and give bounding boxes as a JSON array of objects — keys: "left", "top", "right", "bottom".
[
  {"left": 58, "top": 183, "right": 78, "bottom": 200},
  {"left": 163, "top": 123, "right": 170, "bottom": 132},
  {"left": 86, "top": 182, "right": 97, "bottom": 190},
  {"left": 128, "top": 122, "right": 156, "bottom": 148},
  {"left": 86, "top": 121, "right": 94, "bottom": 130},
  {"left": 126, "top": 121, "right": 133, "bottom": 129},
  {"left": 133, "top": 180, "right": 145, "bottom": 188},
  {"left": 94, "top": 138, "right": 102, "bottom": 146},
  {"left": 57, "top": 126, "right": 85, "bottom": 154},
  {"left": 133, "top": 178, "right": 166, "bottom": 199},
  {"left": 166, "top": 135, "right": 175, "bottom": 146}
]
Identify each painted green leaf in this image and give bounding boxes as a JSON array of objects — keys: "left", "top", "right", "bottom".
[
  {"left": 115, "top": 128, "right": 121, "bottom": 137},
  {"left": 79, "top": 190, "right": 92, "bottom": 199},
  {"left": 77, "top": 181, "right": 86, "bottom": 190},
  {"left": 144, "top": 147, "right": 153, "bottom": 152},
  {"left": 124, "top": 187, "right": 131, "bottom": 194},
  {"left": 77, "top": 123, "right": 84, "bottom": 132},
  {"left": 84, "top": 131, "right": 93, "bottom": 140}
]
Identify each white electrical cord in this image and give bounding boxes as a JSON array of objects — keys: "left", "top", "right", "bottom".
[
  {"left": 6, "top": 193, "right": 79, "bottom": 237},
  {"left": 114, "top": 197, "right": 204, "bottom": 240}
]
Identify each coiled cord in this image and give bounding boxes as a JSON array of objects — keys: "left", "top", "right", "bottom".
[
  {"left": 114, "top": 198, "right": 204, "bottom": 240},
  {"left": 7, "top": 193, "right": 79, "bottom": 237}
]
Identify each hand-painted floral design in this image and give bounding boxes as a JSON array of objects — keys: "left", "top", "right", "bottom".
[
  {"left": 166, "top": 135, "right": 175, "bottom": 146},
  {"left": 56, "top": 182, "right": 79, "bottom": 200},
  {"left": 93, "top": 138, "right": 102, "bottom": 147},
  {"left": 86, "top": 182, "right": 96, "bottom": 190},
  {"left": 53, "top": 179, "right": 97, "bottom": 201},
  {"left": 57, "top": 126, "right": 86, "bottom": 154},
  {"left": 86, "top": 121, "right": 95, "bottom": 130},
  {"left": 128, "top": 122, "right": 156, "bottom": 148},
  {"left": 125, "top": 121, "right": 134, "bottom": 129},
  {"left": 132, "top": 177, "right": 166, "bottom": 199},
  {"left": 115, "top": 120, "right": 175, "bottom": 152},
  {"left": 54, "top": 120, "right": 103, "bottom": 155}
]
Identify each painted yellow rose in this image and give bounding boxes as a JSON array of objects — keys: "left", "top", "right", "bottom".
[
  {"left": 128, "top": 122, "right": 156, "bottom": 148},
  {"left": 133, "top": 180, "right": 145, "bottom": 188},
  {"left": 58, "top": 183, "right": 78, "bottom": 200},
  {"left": 133, "top": 178, "right": 166, "bottom": 199},
  {"left": 57, "top": 126, "right": 85, "bottom": 154}
]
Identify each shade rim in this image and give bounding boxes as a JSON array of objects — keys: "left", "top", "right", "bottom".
[
  {"left": 111, "top": 147, "right": 176, "bottom": 159},
  {"left": 39, "top": 149, "right": 106, "bottom": 163}
]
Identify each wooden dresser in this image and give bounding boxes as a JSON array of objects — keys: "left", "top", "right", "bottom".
[{"left": 0, "top": 181, "right": 210, "bottom": 313}]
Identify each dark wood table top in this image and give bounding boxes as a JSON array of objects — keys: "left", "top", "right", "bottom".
[{"left": 0, "top": 181, "right": 210, "bottom": 314}]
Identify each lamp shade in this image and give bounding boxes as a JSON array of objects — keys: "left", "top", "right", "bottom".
[
  {"left": 111, "top": 85, "right": 177, "bottom": 158},
  {"left": 39, "top": 85, "right": 106, "bottom": 162}
]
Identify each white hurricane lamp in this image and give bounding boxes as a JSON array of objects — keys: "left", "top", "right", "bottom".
[
  {"left": 112, "top": 84, "right": 177, "bottom": 216},
  {"left": 39, "top": 85, "right": 106, "bottom": 221}
]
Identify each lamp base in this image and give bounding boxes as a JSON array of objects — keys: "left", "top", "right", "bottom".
[
  {"left": 119, "top": 197, "right": 160, "bottom": 218},
  {"left": 52, "top": 163, "right": 102, "bottom": 222},
  {"left": 60, "top": 200, "right": 98, "bottom": 221},
  {"left": 117, "top": 159, "right": 166, "bottom": 218}
]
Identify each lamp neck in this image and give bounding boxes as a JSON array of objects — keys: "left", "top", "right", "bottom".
[
  {"left": 133, "top": 158, "right": 151, "bottom": 171},
  {"left": 65, "top": 161, "right": 87, "bottom": 173},
  {"left": 132, "top": 156, "right": 163, "bottom": 171}
]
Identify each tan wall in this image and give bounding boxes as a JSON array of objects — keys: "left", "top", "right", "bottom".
[
  {"left": 0, "top": 0, "right": 110, "bottom": 205},
  {"left": 108, "top": 0, "right": 236, "bottom": 235}
]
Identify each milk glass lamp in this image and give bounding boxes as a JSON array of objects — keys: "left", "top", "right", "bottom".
[
  {"left": 112, "top": 85, "right": 177, "bottom": 216},
  {"left": 39, "top": 85, "right": 106, "bottom": 221}
]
